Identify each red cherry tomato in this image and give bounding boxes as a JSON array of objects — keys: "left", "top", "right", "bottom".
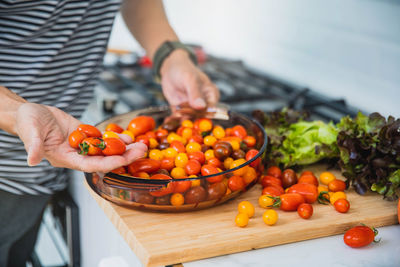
[
  {"left": 105, "top": 123, "right": 123, "bottom": 133},
  {"left": 207, "top": 157, "right": 222, "bottom": 168},
  {"left": 231, "top": 125, "right": 247, "bottom": 139},
  {"left": 145, "top": 131, "right": 156, "bottom": 139},
  {"left": 79, "top": 137, "right": 103, "bottom": 156},
  {"left": 298, "top": 174, "right": 319, "bottom": 187},
  {"left": 110, "top": 166, "right": 126, "bottom": 174},
  {"left": 68, "top": 130, "right": 87, "bottom": 149},
  {"left": 155, "top": 129, "right": 168, "bottom": 141},
  {"left": 77, "top": 124, "right": 102, "bottom": 138},
  {"left": 170, "top": 140, "right": 186, "bottom": 153},
  {"left": 228, "top": 175, "right": 246, "bottom": 191},
  {"left": 201, "top": 164, "right": 223, "bottom": 183},
  {"left": 344, "top": 225, "right": 378, "bottom": 248},
  {"left": 297, "top": 203, "right": 313, "bottom": 219},
  {"left": 185, "top": 159, "right": 201, "bottom": 175},
  {"left": 262, "top": 185, "right": 284, "bottom": 197},
  {"left": 102, "top": 138, "right": 126, "bottom": 156},
  {"left": 135, "top": 135, "right": 150, "bottom": 147},
  {"left": 266, "top": 166, "right": 282, "bottom": 179},
  {"left": 160, "top": 157, "right": 175, "bottom": 171},
  {"left": 287, "top": 183, "right": 318, "bottom": 204},
  {"left": 334, "top": 198, "right": 350, "bottom": 213},
  {"left": 245, "top": 149, "right": 261, "bottom": 168},
  {"left": 128, "top": 116, "right": 156, "bottom": 136},
  {"left": 173, "top": 180, "right": 192, "bottom": 193},
  {"left": 188, "top": 134, "right": 203, "bottom": 144},
  {"left": 149, "top": 174, "right": 174, "bottom": 197},
  {"left": 127, "top": 158, "right": 161, "bottom": 175},
  {"left": 274, "top": 193, "right": 305, "bottom": 211},
  {"left": 243, "top": 135, "right": 256, "bottom": 147},
  {"left": 328, "top": 179, "right": 347, "bottom": 192},
  {"left": 300, "top": 170, "right": 314, "bottom": 177},
  {"left": 261, "top": 175, "right": 282, "bottom": 188},
  {"left": 188, "top": 151, "right": 205, "bottom": 165}
]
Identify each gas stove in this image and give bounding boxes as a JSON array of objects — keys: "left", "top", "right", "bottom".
[{"left": 94, "top": 45, "right": 361, "bottom": 124}]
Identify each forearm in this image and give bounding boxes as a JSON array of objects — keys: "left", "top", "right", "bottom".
[
  {"left": 0, "top": 86, "right": 27, "bottom": 135},
  {"left": 121, "top": 0, "right": 179, "bottom": 59}
]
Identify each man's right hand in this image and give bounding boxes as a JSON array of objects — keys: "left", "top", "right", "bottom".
[{"left": 15, "top": 103, "right": 147, "bottom": 173}]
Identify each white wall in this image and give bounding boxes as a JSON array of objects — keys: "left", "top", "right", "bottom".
[{"left": 108, "top": 0, "right": 400, "bottom": 117}]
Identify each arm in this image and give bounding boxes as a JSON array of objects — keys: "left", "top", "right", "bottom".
[
  {"left": 0, "top": 86, "right": 146, "bottom": 172},
  {"left": 121, "top": 0, "right": 219, "bottom": 109}
]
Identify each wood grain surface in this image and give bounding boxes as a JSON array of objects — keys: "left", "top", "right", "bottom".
[{"left": 85, "top": 165, "right": 398, "bottom": 267}]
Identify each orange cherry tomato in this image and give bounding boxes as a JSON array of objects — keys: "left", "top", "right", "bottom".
[
  {"left": 298, "top": 174, "right": 319, "bottom": 187},
  {"left": 243, "top": 135, "right": 256, "bottom": 147},
  {"left": 77, "top": 124, "right": 102, "bottom": 138},
  {"left": 144, "top": 131, "right": 156, "bottom": 140},
  {"left": 297, "top": 203, "right": 313, "bottom": 219},
  {"left": 188, "top": 134, "right": 203, "bottom": 144},
  {"left": 228, "top": 175, "right": 246, "bottom": 191},
  {"left": 173, "top": 180, "right": 192, "bottom": 193},
  {"left": 160, "top": 157, "right": 175, "bottom": 171},
  {"left": 105, "top": 123, "right": 123, "bottom": 133},
  {"left": 102, "top": 138, "right": 126, "bottom": 156},
  {"left": 243, "top": 167, "right": 257, "bottom": 185},
  {"left": 188, "top": 151, "right": 206, "bottom": 165},
  {"left": 328, "top": 179, "right": 347, "bottom": 192},
  {"left": 231, "top": 125, "right": 247, "bottom": 139},
  {"left": 261, "top": 175, "right": 282, "bottom": 188},
  {"left": 344, "top": 225, "right": 378, "bottom": 248},
  {"left": 194, "top": 118, "right": 213, "bottom": 132},
  {"left": 245, "top": 149, "right": 261, "bottom": 168},
  {"left": 170, "top": 193, "right": 185, "bottom": 206},
  {"left": 185, "top": 159, "right": 201, "bottom": 175},
  {"left": 207, "top": 157, "right": 222, "bottom": 168},
  {"left": 135, "top": 135, "right": 150, "bottom": 147},
  {"left": 79, "top": 137, "right": 103, "bottom": 156},
  {"left": 128, "top": 116, "right": 156, "bottom": 136},
  {"left": 334, "top": 198, "right": 350, "bottom": 213},
  {"left": 266, "top": 166, "right": 282, "bottom": 179},
  {"left": 262, "top": 186, "right": 284, "bottom": 197},
  {"left": 287, "top": 183, "right": 318, "bottom": 204},
  {"left": 201, "top": 164, "right": 223, "bottom": 183},
  {"left": 170, "top": 140, "right": 186, "bottom": 153},
  {"left": 127, "top": 158, "right": 161, "bottom": 175},
  {"left": 68, "top": 130, "right": 87, "bottom": 149},
  {"left": 149, "top": 174, "right": 174, "bottom": 197}
]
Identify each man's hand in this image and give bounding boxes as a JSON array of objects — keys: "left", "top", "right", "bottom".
[
  {"left": 15, "top": 103, "right": 147, "bottom": 173},
  {"left": 160, "top": 50, "right": 219, "bottom": 109}
]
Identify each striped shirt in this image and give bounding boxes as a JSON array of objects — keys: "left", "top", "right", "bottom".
[{"left": 0, "top": 0, "right": 121, "bottom": 195}]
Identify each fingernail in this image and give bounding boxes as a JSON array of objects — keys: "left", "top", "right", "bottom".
[{"left": 194, "top": 98, "right": 206, "bottom": 108}]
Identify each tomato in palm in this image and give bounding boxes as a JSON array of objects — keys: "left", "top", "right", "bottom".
[
  {"left": 298, "top": 174, "right": 319, "bottom": 187},
  {"left": 102, "top": 138, "right": 126, "bottom": 156},
  {"left": 149, "top": 174, "right": 174, "bottom": 197},
  {"left": 127, "top": 158, "right": 161, "bottom": 175},
  {"left": 261, "top": 175, "right": 282, "bottom": 188},
  {"left": 135, "top": 135, "right": 150, "bottom": 147},
  {"left": 287, "top": 183, "right": 318, "bottom": 204},
  {"left": 105, "top": 123, "right": 123, "bottom": 133},
  {"left": 201, "top": 164, "right": 223, "bottom": 183},
  {"left": 266, "top": 166, "right": 282, "bottom": 179},
  {"left": 228, "top": 175, "right": 246, "bottom": 191},
  {"left": 160, "top": 157, "right": 175, "bottom": 171},
  {"left": 245, "top": 149, "right": 261, "bottom": 168},
  {"left": 344, "top": 225, "right": 379, "bottom": 248},
  {"left": 188, "top": 151, "right": 205, "bottom": 165},
  {"left": 231, "top": 125, "right": 247, "bottom": 139},
  {"left": 68, "top": 130, "right": 87, "bottom": 149},
  {"left": 273, "top": 193, "right": 305, "bottom": 211},
  {"left": 128, "top": 116, "right": 156, "bottom": 136},
  {"left": 297, "top": 203, "right": 313, "bottom": 219},
  {"left": 173, "top": 180, "right": 191, "bottom": 193},
  {"left": 334, "top": 198, "right": 350, "bottom": 213},
  {"left": 77, "top": 124, "right": 102, "bottom": 138},
  {"left": 328, "top": 179, "right": 346, "bottom": 192},
  {"left": 79, "top": 137, "right": 103, "bottom": 156},
  {"left": 185, "top": 159, "right": 201, "bottom": 175},
  {"left": 262, "top": 185, "right": 284, "bottom": 197}
]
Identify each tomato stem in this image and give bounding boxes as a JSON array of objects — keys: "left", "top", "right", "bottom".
[
  {"left": 79, "top": 142, "right": 89, "bottom": 155},
  {"left": 317, "top": 191, "right": 330, "bottom": 205},
  {"left": 267, "top": 195, "right": 281, "bottom": 208}
]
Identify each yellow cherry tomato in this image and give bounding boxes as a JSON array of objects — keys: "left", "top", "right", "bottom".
[
  {"left": 163, "top": 147, "right": 178, "bottom": 158},
  {"left": 204, "top": 135, "right": 217, "bottom": 146},
  {"left": 263, "top": 209, "right": 278, "bottom": 226},
  {"left": 238, "top": 201, "right": 255, "bottom": 218},
  {"left": 186, "top": 142, "right": 202, "bottom": 153},
  {"left": 230, "top": 140, "right": 240, "bottom": 151},
  {"left": 224, "top": 157, "right": 234, "bottom": 170},
  {"left": 199, "top": 119, "right": 213, "bottom": 132},
  {"left": 319, "top": 171, "right": 336, "bottom": 185},
  {"left": 167, "top": 133, "right": 184, "bottom": 144},
  {"left": 330, "top": 191, "right": 347, "bottom": 205},
  {"left": 149, "top": 138, "right": 159, "bottom": 149},
  {"left": 258, "top": 195, "right": 274, "bottom": 209},
  {"left": 230, "top": 159, "right": 248, "bottom": 176},
  {"left": 121, "top": 130, "right": 135, "bottom": 141},
  {"left": 149, "top": 149, "right": 163, "bottom": 161},
  {"left": 212, "top": 126, "right": 225, "bottom": 139},
  {"left": 170, "top": 193, "right": 184, "bottom": 206},
  {"left": 135, "top": 172, "right": 150, "bottom": 178},
  {"left": 181, "top": 127, "right": 193, "bottom": 140},
  {"left": 171, "top": 167, "right": 186, "bottom": 179},
  {"left": 103, "top": 131, "right": 119, "bottom": 139},
  {"left": 204, "top": 149, "right": 215, "bottom": 161},
  {"left": 182, "top": 119, "right": 193, "bottom": 128},
  {"left": 175, "top": 153, "right": 189, "bottom": 168},
  {"left": 189, "top": 175, "right": 200, "bottom": 187},
  {"left": 235, "top": 213, "right": 249, "bottom": 227}
]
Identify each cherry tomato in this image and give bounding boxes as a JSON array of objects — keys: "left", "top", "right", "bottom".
[
  {"left": 212, "top": 126, "right": 225, "bottom": 139},
  {"left": 77, "top": 124, "right": 102, "bottom": 138},
  {"left": 68, "top": 130, "right": 87, "bottom": 149},
  {"left": 228, "top": 175, "right": 246, "bottom": 191},
  {"left": 101, "top": 138, "right": 126, "bottom": 156},
  {"left": 344, "top": 225, "right": 379, "bottom": 248},
  {"left": 170, "top": 193, "right": 184, "bottom": 206},
  {"left": 110, "top": 166, "right": 126, "bottom": 174},
  {"left": 262, "top": 186, "right": 284, "bottom": 197},
  {"left": 298, "top": 174, "right": 319, "bottom": 187},
  {"left": 297, "top": 203, "right": 313, "bottom": 219},
  {"left": 128, "top": 116, "right": 156, "bottom": 136},
  {"left": 145, "top": 131, "right": 156, "bottom": 140},
  {"left": 175, "top": 153, "right": 189, "bottom": 168},
  {"left": 287, "top": 183, "right": 318, "bottom": 204},
  {"left": 231, "top": 125, "right": 247, "bottom": 139},
  {"left": 194, "top": 118, "right": 213, "bottom": 132},
  {"left": 188, "top": 151, "right": 205, "bottom": 165},
  {"left": 334, "top": 198, "right": 350, "bottom": 213},
  {"left": 185, "top": 159, "right": 201, "bottom": 175},
  {"left": 201, "top": 164, "right": 223, "bottom": 183},
  {"left": 170, "top": 167, "right": 186, "bottom": 179},
  {"left": 160, "top": 157, "right": 175, "bottom": 171},
  {"left": 238, "top": 201, "right": 255, "bottom": 218},
  {"left": 281, "top": 169, "right": 298, "bottom": 188},
  {"left": 186, "top": 142, "right": 201, "bottom": 153},
  {"left": 319, "top": 171, "right": 336, "bottom": 185},
  {"left": 185, "top": 186, "right": 207, "bottom": 204},
  {"left": 301, "top": 170, "right": 314, "bottom": 177},
  {"left": 262, "top": 209, "right": 278, "bottom": 226},
  {"left": 204, "top": 135, "right": 217, "bottom": 146},
  {"left": 102, "top": 131, "right": 119, "bottom": 139},
  {"left": 149, "top": 174, "right": 174, "bottom": 197},
  {"left": 258, "top": 195, "right": 275, "bottom": 208},
  {"left": 170, "top": 140, "right": 186, "bottom": 153},
  {"left": 105, "top": 123, "right": 123, "bottom": 133},
  {"left": 235, "top": 213, "right": 249, "bottom": 227},
  {"left": 135, "top": 135, "right": 150, "bottom": 147},
  {"left": 229, "top": 158, "right": 248, "bottom": 176},
  {"left": 127, "top": 158, "right": 161, "bottom": 175},
  {"left": 245, "top": 149, "right": 261, "bottom": 168},
  {"left": 328, "top": 179, "right": 347, "bottom": 192},
  {"left": 149, "top": 149, "right": 164, "bottom": 161},
  {"left": 181, "top": 119, "right": 193, "bottom": 128},
  {"left": 243, "top": 135, "right": 256, "bottom": 147},
  {"left": 155, "top": 128, "right": 168, "bottom": 141},
  {"left": 173, "top": 180, "right": 192, "bottom": 193},
  {"left": 273, "top": 193, "right": 305, "bottom": 211},
  {"left": 261, "top": 175, "right": 282, "bottom": 188},
  {"left": 266, "top": 166, "right": 282, "bottom": 179},
  {"left": 79, "top": 137, "right": 103, "bottom": 156},
  {"left": 207, "top": 157, "right": 222, "bottom": 168},
  {"left": 243, "top": 167, "right": 257, "bottom": 185},
  {"left": 206, "top": 182, "right": 227, "bottom": 200}
]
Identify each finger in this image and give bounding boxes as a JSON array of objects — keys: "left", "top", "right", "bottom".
[
  {"left": 203, "top": 82, "right": 220, "bottom": 106},
  {"left": 124, "top": 142, "right": 148, "bottom": 162},
  {"left": 185, "top": 77, "right": 206, "bottom": 109},
  {"left": 27, "top": 133, "right": 44, "bottom": 166},
  {"left": 162, "top": 83, "right": 187, "bottom": 107},
  {"left": 117, "top": 133, "right": 133, "bottom": 144}
]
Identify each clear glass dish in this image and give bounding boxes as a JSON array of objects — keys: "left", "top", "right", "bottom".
[{"left": 85, "top": 105, "right": 267, "bottom": 212}]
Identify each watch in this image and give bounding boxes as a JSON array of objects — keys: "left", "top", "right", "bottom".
[{"left": 153, "top": 41, "right": 198, "bottom": 82}]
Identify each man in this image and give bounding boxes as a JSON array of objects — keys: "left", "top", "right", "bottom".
[{"left": 0, "top": 0, "right": 219, "bottom": 266}]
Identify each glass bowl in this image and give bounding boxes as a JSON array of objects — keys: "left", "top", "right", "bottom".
[{"left": 85, "top": 105, "right": 267, "bottom": 212}]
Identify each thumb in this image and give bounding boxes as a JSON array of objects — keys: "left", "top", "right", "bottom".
[
  {"left": 26, "top": 131, "right": 45, "bottom": 166},
  {"left": 186, "top": 79, "right": 206, "bottom": 109}
]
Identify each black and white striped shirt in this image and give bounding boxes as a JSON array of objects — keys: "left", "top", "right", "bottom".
[{"left": 0, "top": 0, "right": 121, "bottom": 195}]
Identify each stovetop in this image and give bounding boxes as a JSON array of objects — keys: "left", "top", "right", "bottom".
[{"left": 95, "top": 46, "right": 361, "bottom": 123}]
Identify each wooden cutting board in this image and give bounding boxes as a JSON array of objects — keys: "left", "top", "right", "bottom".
[{"left": 85, "top": 165, "right": 398, "bottom": 267}]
